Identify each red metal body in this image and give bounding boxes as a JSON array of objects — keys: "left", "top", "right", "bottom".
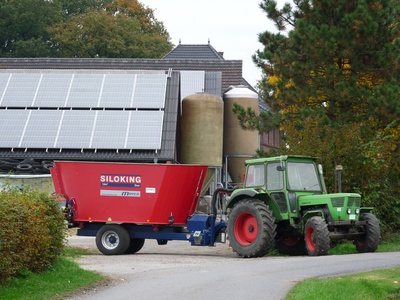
[{"left": 51, "top": 161, "right": 208, "bottom": 225}]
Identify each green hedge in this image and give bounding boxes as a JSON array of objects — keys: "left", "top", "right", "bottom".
[{"left": 0, "top": 185, "right": 66, "bottom": 284}]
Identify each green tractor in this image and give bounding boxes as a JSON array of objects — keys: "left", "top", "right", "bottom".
[{"left": 225, "top": 155, "right": 380, "bottom": 258}]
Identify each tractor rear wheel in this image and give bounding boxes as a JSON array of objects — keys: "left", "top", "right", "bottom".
[
  {"left": 125, "top": 238, "right": 145, "bottom": 254},
  {"left": 355, "top": 213, "right": 380, "bottom": 253},
  {"left": 304, "top": 217, "right": 330, "bottom": 256},
  {"left": 228, "top": 199, "right": 276, "bottom": 258},
  {"left": 96, "top": 224, "right": 130, "bottom": 255},
  {"left": 275, "top": 235, "right": 307, "bottom": 256}
]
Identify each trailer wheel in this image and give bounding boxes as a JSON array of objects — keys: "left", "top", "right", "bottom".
[
  {"left": 125, "top": 238, "right": 145, "bottom": 254},
  {"left": 354, "top": 213, "right": 380, "bottom": 253},
  {"left": 96, "top": 225, "right": 130, "bottom": 255},
  {"left": 275, "top": 235, "right": 307, "bottom": 256},
  {"left": 304, "top": 217, "right": 330, "bottom": 256},
  {"left": 228, "top": 199, "right": 276, "bottom": 258}
]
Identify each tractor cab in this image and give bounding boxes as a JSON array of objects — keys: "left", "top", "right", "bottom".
[{"left": 231, "top": 156, "right": 325, "bottom": 222}]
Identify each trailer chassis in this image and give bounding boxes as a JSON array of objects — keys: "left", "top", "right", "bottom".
[{"left": 76, "top": 213, "right": 227, "bottom": 248}]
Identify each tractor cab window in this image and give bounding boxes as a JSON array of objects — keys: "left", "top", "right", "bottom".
[
  {"left": 266, "top": 162, "right": 284, "bottom": 190},
  {"left": 245, "top": 164, "right": 265, "bottom": 187},
  {"left": 287, "top": 162, "right": 321, "bottom": 191}
]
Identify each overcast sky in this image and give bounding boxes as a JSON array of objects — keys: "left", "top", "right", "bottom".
[{"left": 140, "top": 0, "right": 288, "bottom": 88}]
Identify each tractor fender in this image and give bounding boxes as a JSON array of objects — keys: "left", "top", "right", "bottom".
[
  {"left": 302, "top": 210, "right": 325, "bottom": 225},
  {"left": 226, "top": 189, "right": 259, "bottom": 210},
  {"left": 360, "top": 207, "right": 374, "bottom": 215}
]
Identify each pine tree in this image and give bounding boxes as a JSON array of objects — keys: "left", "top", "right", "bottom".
[{"left": 238, "top": 0, "right": 400, "bottom": 229}]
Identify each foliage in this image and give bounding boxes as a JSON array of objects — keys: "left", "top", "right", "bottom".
[
  {"left": 236, "top": 0, "right": 400, "bottom": 230},
  {"left": 0, "top": 185, "right": 66, "bottom": 284},
  {"left": 49, "top": 12, "right": 171, "bottom": 57},
  {"left": 0, "top": 0, "right": 173, "bottom": 58},
  {"left": 0, "top": 0, "right": 63, "bottom": 57},
  {"left": 58, "top": 0, "right": 113, "bottom": 17}
]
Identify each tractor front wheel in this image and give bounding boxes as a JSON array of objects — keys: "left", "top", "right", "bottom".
[
  {"left": 355, "top": 213, "right": 380, "bottom": 253},
  {"left": 304, "top": 217, "right": 330, "bottom": 256},
  {"left": 96, "top": 224, "right": 130, "bottom": 255},
  {"left": 227, "top": 199, "right": 276, "bottom": 258}
]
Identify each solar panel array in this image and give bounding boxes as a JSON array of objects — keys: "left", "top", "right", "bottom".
[
  {"left": 0, "top": 71, "right": 167, "bottom": 150},
  {"left": 0, "top": 72, "right": 167, "bottom": 109}
]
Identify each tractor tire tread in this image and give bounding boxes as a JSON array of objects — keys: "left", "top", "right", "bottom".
[
  {"left": 305, "top": 216, "right": 330, "bottom": 256},
  {"left": 228, "top": 199, "right": 276, "bottom": 258}
]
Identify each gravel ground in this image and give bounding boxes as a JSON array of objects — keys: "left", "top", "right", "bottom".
[{"left": 65, "top": 231, "right": 240, "bottom": 298}]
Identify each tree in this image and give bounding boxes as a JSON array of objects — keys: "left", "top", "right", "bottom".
[
  {"left": 236, "top": 0, "right": 400, "bottom": 230},
  {"left": 48, "top": 0, "right": 173, "bottom": 58},
  {"left": 58, "top": 0, "right": 113, "bottom": 17},
  {"left": 0, "top": 0, "right": 173, "bottom": 58},
  {"left": 0, "top": 0, "right": 63, "bottom": 57}
]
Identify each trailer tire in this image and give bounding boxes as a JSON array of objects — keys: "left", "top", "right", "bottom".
[
  {"left": 304, "top": 217, "right": 330, "bottom": 256},
  {"left": 354, "top": 213, "right": 380, "bottom": 253},
  {"left": 96, "top": 225, "right": 130, "bottom": 255},
  {"left": 228, "top": 199, "right": 276, "bottom": 258},
  {"left": 125, "top": 238, "right": 145, "bottom": 254}
]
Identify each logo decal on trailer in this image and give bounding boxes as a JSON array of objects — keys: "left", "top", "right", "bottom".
[
  {"left": 100, "top": 174, "right": 141, "bottom": 187},
  {"left": 100, "top": 190, "right": 141, "bottom": 197}
]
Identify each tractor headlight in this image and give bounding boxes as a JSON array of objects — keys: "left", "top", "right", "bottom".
[
  {"left": 355, "top": 208, "right": 360, "bottom": 214},
  {"left": 347, "top": 208, "right": 352, "bottom": 214}
]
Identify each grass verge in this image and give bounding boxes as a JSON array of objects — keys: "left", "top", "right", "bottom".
[
  {"left": 0, "top": 247, "right": 105, "bottom": 300},
  {"left": 285, "top": 267, "right": 400, "bottom": 300}
]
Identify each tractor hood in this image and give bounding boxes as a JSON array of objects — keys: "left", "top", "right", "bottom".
[{"left": 298, "top": 193, "right": 362, "bottom": 208}]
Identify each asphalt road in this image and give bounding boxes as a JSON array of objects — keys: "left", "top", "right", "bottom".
[{"left": 67, "top": 236, "right": 400, "bottom": 300}]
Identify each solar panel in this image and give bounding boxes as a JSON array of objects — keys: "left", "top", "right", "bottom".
[
  {"left": 125, "top": 111, "right": 164, "bottom": 149},
  {"left": 67, "top": 74, "right": 103, "bottom": 108},
  {"left": 20, "top": 110, "right": 63, "bottom": 148},
  {"left": 132, "top": 74, "right": 167, "bottom": 108},
  {"left": 98, "top": 74, "right": 136, "bottom": 108},
  {"left": 1, "top": 73, "right": 41, "bottom": 107},
  {"left": 0, "top": 109, "right": 29, "bottom": 147},
  {"left": 0, "top": 73, "right": 11, "bottom": 106},
  {"left": 180, "top": 71, "right": 205, "bottom": 100},
  {"left": 56, "top": 110, "right": 96, "bottom": 148},
  {"left": 33, "top": 74, "right": 72, "bottom": 107},
  {"left": 90, "top": 110, "right": 130, "bottom": 149}
]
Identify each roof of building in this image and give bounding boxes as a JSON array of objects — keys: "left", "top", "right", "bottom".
[
  {"left": 0, "top": 57, "right": 240, "bottom": 97},
  {"left": 164, "top": 43, "right": 271, "bottom": 113},
  {"left": 163, "top": 42, "right": 224, "bottom": 60},
  {"left": 0, "top": 43, "right": 271, "bottom": 173}
]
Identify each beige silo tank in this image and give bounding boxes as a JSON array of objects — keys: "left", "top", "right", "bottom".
[
  {"left": 180, "top": 93, "right": 224, "bottom": 192},
  {"left": 223, "top": 85, "right": 259, "bottom": 185}
]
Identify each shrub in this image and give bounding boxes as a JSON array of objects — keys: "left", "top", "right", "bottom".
[{"left": 0, "top": 185, "right": 66, "bottom": 284}]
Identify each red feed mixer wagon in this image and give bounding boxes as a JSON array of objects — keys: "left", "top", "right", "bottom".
[{"left": 51, "top": 161, "right": 228, "bottom": 255}]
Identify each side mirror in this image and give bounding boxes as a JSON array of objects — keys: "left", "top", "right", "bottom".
[{"left": 277, "top": 165, "right": 285, "bottom": 171}]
